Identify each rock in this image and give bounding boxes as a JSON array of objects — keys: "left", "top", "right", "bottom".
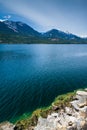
[
  {"left": 76, "top": 91, "right": 87, "bottom": 105},
  {"left": 34, "top": 90, "right": 87, "bottom": 130},
  {"left": 77, "top": 103, "right": 86, "bottom": 108},
  {"left": 76, "top": 91, "right": 87, "bottom": 96},
  {"left": 68, "top": 121, "right": 73, "bottom": 126},
  {"left": 81, "top": 106, "right": 87, "bottom": 113},
  {"left": 28, "top": 126, "right": 35, "bottom": 130},
  {"left": 85, "top": 88, "right": 87, "bottom": 92},
  {"left": 79, "top": 106, "right": 87, "bottom": 118},
  {"left": 52, "top": 103, "right": 59, "bottom": 111},
  {"left": 65, "top": 107, "right": 73, "bottom": 116},
  {"left": 0, "top": 122, "right": 14, "bottom": 130},
  {"left": 1, "top": 90, "right": 87, "bottom": 130},
  {"left": 67, "top": 125, "right": 77, "bottom": 130},
  {"left": 70, "top": 100, "right": 79, "bottom": 111},
  {"left": 79, "top": 120, "right": 87, "bottom": 130},
  {"left": 50, "top": 113, "right": 58, "bottom": 118}
]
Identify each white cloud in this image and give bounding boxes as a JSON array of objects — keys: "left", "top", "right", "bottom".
[
  {"left": 3, "top": 15, "right": 11, "bottom": 19},
  {"left": 0, "top": 19, "right": 6, "bottom": 22},
  {"left": 0, "top": 0, "right": 86, "bottom": 36},
  {"left": 0, "top": 15, "right": 11, "bottom": 22},
  {"left": 80, "top": 35, "right": 87, "bottom": 38},
  {"left": 0, "top": 1, "right": 57, "bottom": 28}
]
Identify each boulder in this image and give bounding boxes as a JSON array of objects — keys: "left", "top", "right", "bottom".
[
  {"left": 0, "top": 122, "right": 14, "bottom": 130},
  {"left": 76, "top": 91, "right": 87, "bottom": 105},
  {"left": 79, "top": 106, "right": 87, "bottom": 118},
  {"left": 65, "top": 107, "right": 73, "bottom": 116}
]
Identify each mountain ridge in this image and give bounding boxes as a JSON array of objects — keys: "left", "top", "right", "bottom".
[{"left": 0, "top": 20, "right": 87, "bottom": 44}]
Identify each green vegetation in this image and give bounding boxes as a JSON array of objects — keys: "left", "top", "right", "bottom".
[
  {"left": 14, "top": 91, "right": 76, "bottom": 130},
  {"left": 53, "top": 91, "right": 76, "bottom": 107},
  {"left": 0, "top": 34, "right": 87, "bottom": 44}
]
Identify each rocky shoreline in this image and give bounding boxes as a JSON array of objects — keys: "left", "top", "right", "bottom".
[
  {"left": 0, "top": 89, "right": 87, "bottom": 130},
  {"left": 35, "top": 89, "right": 87, "bottom": 130}
]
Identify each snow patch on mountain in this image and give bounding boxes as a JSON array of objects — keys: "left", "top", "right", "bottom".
[
  {"left": 4, "top": 21, "right": 19, "bottom": 33},
  {"left": 17, "top": 22, "right": 24, "bottom": 26},
  {"left": 0, "top": 19, "right": 6, "bottom": 22}
]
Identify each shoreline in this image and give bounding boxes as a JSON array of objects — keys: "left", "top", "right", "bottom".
[
  {"left": 0, "top": 88, "right": 87, "bottom": 130},
  {"left": 0, "top": 90, "right": 76, "bottom": 129}
]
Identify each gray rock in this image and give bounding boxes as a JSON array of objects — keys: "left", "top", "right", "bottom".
[
  {"left": 0, "top": 122, "right": 14, "bottom": 130},
  {"left": 34, "top": 90, "right": 87, "bottom": 130},
  {"left": 65, "top": 107, "right": 73, "bottom": 116}
]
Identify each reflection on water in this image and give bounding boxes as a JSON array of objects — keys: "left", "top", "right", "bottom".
[{"left": 0, "top": 44, "right": 87, "bottom": 122}]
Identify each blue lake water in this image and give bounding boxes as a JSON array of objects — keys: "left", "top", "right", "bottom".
[{"left": 0, "top": 44, "right": 87, "bottom": 122}]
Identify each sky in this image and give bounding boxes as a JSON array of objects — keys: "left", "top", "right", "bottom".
[{"left": 0, "top": 0, "right": 87, "bottom": 37}]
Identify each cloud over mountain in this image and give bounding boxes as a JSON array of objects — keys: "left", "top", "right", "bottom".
[{"left": 0, "top": 0, "right": 87, "bottom": 37}]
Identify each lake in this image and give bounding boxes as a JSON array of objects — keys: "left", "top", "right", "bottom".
[{"left": 0, "top": 44, "right": 87, "bottom": 122}]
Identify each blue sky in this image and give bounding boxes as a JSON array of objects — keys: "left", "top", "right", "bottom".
[{"left": 0, "top": 0, "right": 87, "bottom": 37}]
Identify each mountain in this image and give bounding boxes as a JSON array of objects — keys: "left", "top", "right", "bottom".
[
  {"left": 0, "top": 20, "right": 40, "bottom": 36},
  {"left": 43, "top": 29, "right": 79, "bottom": 40},
  {"left": 0, "top": 20, "right": 87, "bottom": 44}
]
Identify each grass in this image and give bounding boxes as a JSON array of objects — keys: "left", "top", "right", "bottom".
[
  {"left": 14, "top": 90, "right": 76, "bottom": 130},
  {"left": 53, "top": 91, "right": 76, "bottom": 107}
]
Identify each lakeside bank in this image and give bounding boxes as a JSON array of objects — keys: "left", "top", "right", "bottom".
[{"left": 1, "top": 88, "right": 87, "bottom": 130}]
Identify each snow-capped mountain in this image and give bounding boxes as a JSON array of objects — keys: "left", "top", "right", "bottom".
[
  {"left": 0, "top": 20, "right": 40, "bottom": 36},
  {"left": 0, "top": 20, "right": 86, "bottom": 43},
  {"left": 43, "top": 29, "right": 80, "bottom": 40}
]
